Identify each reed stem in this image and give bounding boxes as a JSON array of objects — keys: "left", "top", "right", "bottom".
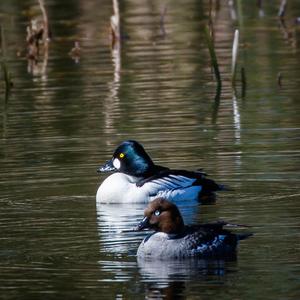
[
  {"left": 278, "top": 0, "right": 287, "bottom": 18},
  {"left": 204, "top": 25, "right": 221, "bottom": 89},
  {"left": 0, "top": 25, "right": 12, "bottom": 100},
  {"left": 38, "top": 0, "right": 49, "bottom": 42},
  {"left": 111, "top": 0, "right": 121, "bottom": 44},
  {"left": 231, "top": 29, "right": 239, "bottom": 87}
]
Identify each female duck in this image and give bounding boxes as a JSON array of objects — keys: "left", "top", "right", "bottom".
[
  {"left": 136, "top": 198, "right": 252, "bottom": 259},
  {"left": 97, "top": 140, "right": 226, "bottom": 203}
]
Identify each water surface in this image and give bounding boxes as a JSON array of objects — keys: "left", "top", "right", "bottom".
[{"left": 0, "top": 0, "right": 299, "bottom": 299}]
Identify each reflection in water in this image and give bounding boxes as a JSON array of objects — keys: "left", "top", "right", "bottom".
[
  {"left": 68, "top": 41, "right": 81, "bottom": 63},
  {"left": 2, "top": 99, "right": 8, "bottom": 139},
  {"left": 97, "top": 256, "right": 236, "bottom": 299},
  {"left": 27, "top": 41, "right": 48, "bottom": 80},
  {"left": 145, "top": 281, "right": 186, "bottom": 300},
  {"left": 278, "top": 18, "right": 296, "bottom": 48},
  {"left": 103, "top": 0, "right": 122, "bottom": 144},
  {"left": 139, "top": 258, "right": 236, "bottom": 299},
  {"left": 228, "top": 0, "right": 237, "bottom": 21},
  {"left": 258, "top": 1, "right": 265, "bottom": 18},
  {"left": 159, "top": 5, "right": 168, "bottom": 39},
  {"left": 26, "top": 17, "right": 49, "bottom": 79},
  {"left": 96, "top": 202, "right": 145, "bottom": 254},
  {"left": 138, "top": 258, "right": 229, "bottom": 284},
  {"left": 104, "top": 37, "right": 121, "bottom": 138},
  {"left": 211, "top": 85, "right": 222, "bottom": 124},
  {"left": 232, "top": 92, "right": 241, "bottom": 144}
]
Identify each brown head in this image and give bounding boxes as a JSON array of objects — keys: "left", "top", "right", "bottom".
[{"left": 136, "top": 198, "right": 185, "bottom": 234}]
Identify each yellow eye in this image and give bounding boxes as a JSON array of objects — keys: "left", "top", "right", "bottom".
[{"left": 119, "top": 153, "right": 125, "bottom": 158}]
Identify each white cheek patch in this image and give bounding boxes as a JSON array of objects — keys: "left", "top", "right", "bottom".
[{"left": 113, "top": 158, "right": 121, "bottom": 169}]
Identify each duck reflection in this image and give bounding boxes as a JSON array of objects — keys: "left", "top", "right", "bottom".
[
  {"left": 138, "top": 257, "right": 228, "bottom": 283},
  {"left": 145, "top": 281, "right": 185, "bottom": 300},
  {"left": 96, "top": 201, "right": 200, "bottom": 255},
  {"left": 139, "top": 258, "right": 235, "bottom": 299}
]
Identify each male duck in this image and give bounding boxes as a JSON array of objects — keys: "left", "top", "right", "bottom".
[
  {"left": 96, "top": 140, "right": 226, "bottom": 203},
  {"left": 136, "top": 198, "right": 252, "bottom": 259}
]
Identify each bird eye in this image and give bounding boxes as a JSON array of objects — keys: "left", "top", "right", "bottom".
[
  {"left": 119, "top": 153, "right": 125, "bottom": 158},
  {"left": 154, "top": 210, "right": 160, "bottom": 216}
]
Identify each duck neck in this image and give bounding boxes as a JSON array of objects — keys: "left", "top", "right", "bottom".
[{"left": 160, "top": 215, "right": 185, "bottom": 235}]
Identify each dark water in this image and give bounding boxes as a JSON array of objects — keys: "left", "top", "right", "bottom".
[{"left": 0, "top": 0, "right": 300, "bottom": 299}]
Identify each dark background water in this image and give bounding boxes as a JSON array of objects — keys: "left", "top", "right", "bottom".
[{"left": 0, "top": 0, "right": 299, "bottom": 299}]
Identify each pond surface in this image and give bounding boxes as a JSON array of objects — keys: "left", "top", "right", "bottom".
[{"left": 0, "top": 0, "right": 300, "bottom": 299}]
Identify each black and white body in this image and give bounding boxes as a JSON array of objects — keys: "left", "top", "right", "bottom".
[{"left": 97, "top": 140, "right": 226, "bottom": 203}]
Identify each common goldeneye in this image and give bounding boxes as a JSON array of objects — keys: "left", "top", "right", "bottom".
[
  {"left": 96, "top": 140, "right": 226, "bottom": 203},
  {"left": 136, "top": 198, "right": 252, "bottom": 259}
]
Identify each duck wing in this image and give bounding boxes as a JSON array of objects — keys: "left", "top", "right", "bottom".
[
  {"left": 136, "top": 168, "right": 200, "bottom": 190},
  {"left": 137, "top": 168, "right": 224, "bottom": 192},
  {"left": 182, "top": 223, "right": 252, "bottom": 257}
]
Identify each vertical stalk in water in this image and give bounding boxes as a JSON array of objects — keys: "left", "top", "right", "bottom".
[
  {"left": 278, "top": 0, "right": 287, "bottom": 18},
  {"left": 38, "top": 0, "right": 49, "bottom": 77},
  {"left": 1, "top": 61, "right": 12, "bottom": 101},
  {"left": 0, "top": 25, "right": 12, "bottom": 101},
  {"left": 111, "top": 0, "right": 121, "bottom": 45},
  {"left": 231, "top": 29, "right": 239, "bottom": 88},
  {"left": 204, "top": 25, "right": 221, "bottom": 91},
  {"left": 38, "top": 0, "right": 49, "bottom": 42}
]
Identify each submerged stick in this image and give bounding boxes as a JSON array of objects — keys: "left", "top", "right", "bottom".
[
  {"left": 212, "top": 84, "right": 221, "bottom": 124},
  {"left": 277, "top": 72, "right": 283, "bottom": 88},
  {"left": 1, "top": 61, "right": 12, "bottom": 100},
  {"left": 228, "top": 0, "right": 237, "bottom": 21},
  {"left": 231, "top": 29, "right": 239, "bottom": 87},
  {"left": 0, "top": 25, "right": 5, "bottom": 56},
  {"left": 0, "top": 25, "right": 12, "bottom": 100},
  {"left": 278, "top": 0, "right": 287, "bottom": 19},
  {"left": 38, "top": 0, "right": 49, "bottom": 42},
  {"left": 204, "top": 25, "right": 221, "bottom": 89},
  {"left": 111, "top": 0, "right": 121, "bottom": 44},
  {"left": 257, "top": 0, "right": 264, "bottom": 17}
]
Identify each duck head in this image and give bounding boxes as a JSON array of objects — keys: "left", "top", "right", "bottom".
[
  {"left": 136, "top": 198, "right": 185, "bottom": 234},
  {"left": 97, "top": 140, "right": 155, "bottom": 176}
]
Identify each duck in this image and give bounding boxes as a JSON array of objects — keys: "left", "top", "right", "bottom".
[
  {"left": 96, "top": 140, "right": 227, "bottom": 203},
  {"left": 136, "top": 198, "right": 252, "bottom": 259}
]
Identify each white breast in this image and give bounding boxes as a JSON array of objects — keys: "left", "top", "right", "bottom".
[{"left": 96, "top": 173, "right": 150, "bottom": 203}]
